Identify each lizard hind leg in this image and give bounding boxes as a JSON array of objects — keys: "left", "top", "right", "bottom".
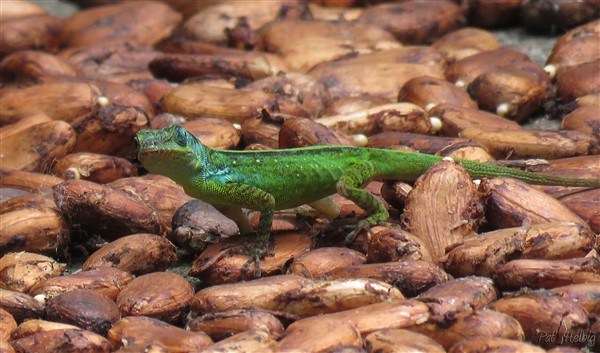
[
  {"left": 336, "top": 161, "right": 389, "bottom": 243},
  {"left": 214, "top": 205, "right": 253, "bottom": 234},
  {"left": 308, "top": 197, "right": 341, "bottom": 219}
]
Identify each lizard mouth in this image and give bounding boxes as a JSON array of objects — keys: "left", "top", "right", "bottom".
[
  {"left": 137, "top": 147, "right": 167, "bottom": 159},
  {"left": 134, "top": 136, "right": 165, "bottom": 159},
  {"left": 136, "top": 146, "right": 165, "bottom": 164},
  {"left": 138, "top": 147, "right": 189, "bottom": 165}
]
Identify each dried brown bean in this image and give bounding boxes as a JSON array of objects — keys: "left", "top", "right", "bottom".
[
  {"left": 82, "top": 234, "right": 176, "bottom": 275},
  {"left": 0, "top": 253, "right": 65, "bottom": 294},
  {"left": 116, "top": 272, "right": 193, "bottom": 324}
]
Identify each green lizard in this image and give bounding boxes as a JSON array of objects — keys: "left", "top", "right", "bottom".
[{"left": 135, "top": 125, "right": 599, "bottom": 276}]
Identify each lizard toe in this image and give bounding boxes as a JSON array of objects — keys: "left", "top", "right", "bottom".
[{"left": 345, "top": 219, "right": 374, "bottom": 243}]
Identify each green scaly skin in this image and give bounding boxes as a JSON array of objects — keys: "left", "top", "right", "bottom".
[{"left": 135, "top": 125, "right": 600, "bottom": 276}]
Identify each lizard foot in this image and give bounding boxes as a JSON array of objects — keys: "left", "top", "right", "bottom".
[
  {"left": 345, "top": 220, "right": 399, "bottom": 244},
  {"left": 345, "top": 219, "right": 374, "bottom": 244},
  {"left": 240, "top": 244, "right": 270, "bottom": 279},
  {"left": 241, "top": 254, "right": 261, "bottom": 279}
]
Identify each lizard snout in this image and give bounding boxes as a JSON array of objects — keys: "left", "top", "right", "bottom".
[
  {"left": 133, "top": 134, "right": 141, "bottom": 150},
  {"left": 134, "top": 129, "right": 159, "bottom": 151}
]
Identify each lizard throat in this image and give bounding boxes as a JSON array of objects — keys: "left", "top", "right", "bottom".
[{"left": 139, "top": 149, "right": 196, "bottom": 173}]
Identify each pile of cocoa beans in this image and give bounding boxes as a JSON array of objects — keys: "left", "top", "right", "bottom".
[{"left": 1, "top": 1, "right": 599, "bottom": 352}]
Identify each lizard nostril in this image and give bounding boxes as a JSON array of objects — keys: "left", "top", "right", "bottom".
[{"left": 134, "top": 135, "right": 140, "bottom": 149}]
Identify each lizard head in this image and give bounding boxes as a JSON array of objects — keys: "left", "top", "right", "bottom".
[{"left": 135, "top": 125, "right": 208, "bottom": 181}]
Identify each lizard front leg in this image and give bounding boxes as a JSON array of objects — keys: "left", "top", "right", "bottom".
[
  {"left": 246, "top": 199, "right": 274, "bottom": 278},
  {"left": 336, "top": 161, "right": 389, "bottom": 243},
  {"left": 207, "top": 182, "right": 276, "bottom": 277},
  {"left": 308, "top": 197, "right": 342, "bottom": 219}
]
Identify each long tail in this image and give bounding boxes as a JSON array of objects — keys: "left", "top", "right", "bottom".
[{"left": 459, "top": 159, "right": 600, "bottom": 188}]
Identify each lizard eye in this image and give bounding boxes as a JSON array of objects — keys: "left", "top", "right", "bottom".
[{"left": 173, "top": 126, "right": 188, "bottom": 147}]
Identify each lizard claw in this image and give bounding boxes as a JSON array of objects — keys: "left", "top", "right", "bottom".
[
  {"left": 240, "top": 244, "right": 269, "bottom": 279},
  {"left": 241, "top": 255, "right": 262, "bottom": 278},
  {"left": 345, "top": 219, "right": 374, "bottom": 244}
]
